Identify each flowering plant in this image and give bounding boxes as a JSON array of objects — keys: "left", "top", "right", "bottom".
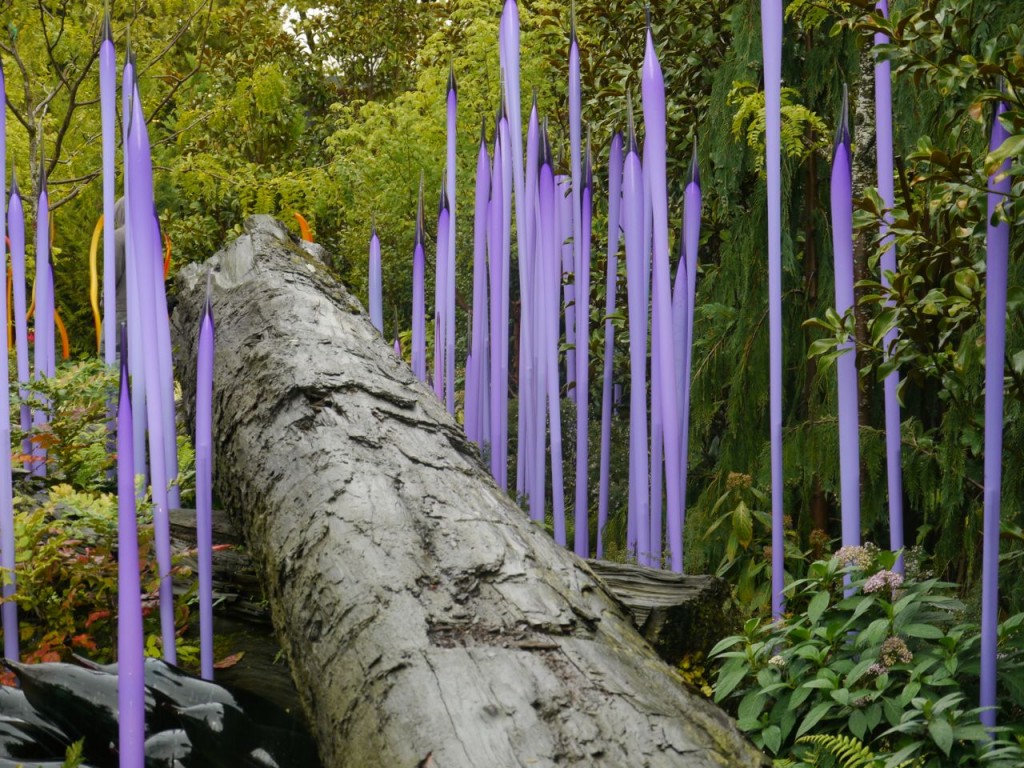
[{"left": 710, "top": 546, "right": 1024, "bottom": 766}]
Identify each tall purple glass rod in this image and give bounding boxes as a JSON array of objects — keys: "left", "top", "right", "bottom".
[
  {"left": 434, "top": 182, "right": 449, "bottom": 400},
  {"left": 761, "top": 0, "right": 785, "bottom": 617},
  {"left": 9, "top": 171, "right": 31, "bottom": 461},
  {"left": 412, "top": 177, "right": 427, "bottom": 382},
  {"left": 501, "top": 0, "right": 528, "bottom": 500},
  {"left": 445, "top": 66, "right": 457, "bottom": 415},
  {"left": 832, "top": 90, "right": 860, "bottom": 550},
  {"left": 574, "top": 138, "right": 593, "bottom": 557},
  {"left": 470, "top": 121, "right": 490, "bottom": 451},
  {"left": 598, "top": 133, "right": 623, "bottom": 558},
  {"left": 151, "top": 214, "right": 180, "bottom": 511},
  {"left": 489, "top": 124, "right": 505, "bottom": 477},
  {"left": 33, "top": 161, "right": 54, "bottom": 477},
  {"left": 568, "top": 9, "right": 583, "bottom": 405},
  {"left": 524, "top": 101, "right": 543, "bottom": 519},
  {"left": 195, "top": 280, "right": 216, "bottom": 681},
  {"left": 980, "top": 97, "right": 1011, "bottom": 733},
  {"left": 558, "top": 176, "right": 575, "bottom": 398},
  {"left": 623, "top": 102, "right": 648, "bottom": 563},
  {"left": 875, "top": 0, "right": 903, "bottom": 568},
  {"left": 497, "top": 104, "right": 512, "bottom": 492},
  {"left": 100, "top": 7, "right": 117, "bottom": 365},
  {"left": 540, "top": 129, "right": 567, "bottom": 545},
  {"left": 116, "top": 324, "right": 146, "bottom": 768},
  {"left": 126, "top": 80, "right": 176, "bottom": 663},
  {"left": 1, "top": 175, "right": 19, "bottom": 662},
  {"left": 123, "top": 47, "right": 148, "bottom": 494},
  {"left": 676, "top": 142, "right": 701, "bottom": 546},
  {"left": 642, "top": 18, "right": 684, "bottom": 572},
  {"left": 369, "top": 226, "right": 383, "bottom": 333}
]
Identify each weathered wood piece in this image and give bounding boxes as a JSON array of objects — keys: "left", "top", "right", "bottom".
[
  {"left": 171, "top": 216, "right": 764, "bottom": 768},
  {"left": 586, "top": 561, "right": 734, "bottom": 665}
]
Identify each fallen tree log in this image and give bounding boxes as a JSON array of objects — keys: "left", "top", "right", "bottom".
[{"left": 170, "top": 216, "right": 764, "bottom": 768}]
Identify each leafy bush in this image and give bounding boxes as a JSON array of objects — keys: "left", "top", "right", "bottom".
[
  {"left": 711, "top": 546, "right": 1024, "bottom": 766},
  {"left": 15, "top": 359, "right": 117, "bottom": 490},
  {"left": 5, "top": 484, "right": 196, "bottom": 665},
  {"left": 2, "top": 361, "right": 200, "bottom": 666}
]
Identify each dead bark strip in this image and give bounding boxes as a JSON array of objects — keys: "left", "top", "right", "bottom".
[{"left": 170, "top": 216, "right": 765, "bottom": 768}]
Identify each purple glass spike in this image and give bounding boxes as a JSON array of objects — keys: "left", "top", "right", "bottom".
[
  {"left": 0, "top": 162, "right": 19, "bottom": 662},
  {"left": 832, "top": 90, "right": 860, "bottom": 552},
  {"left": 8, "top": 171, "right": 31, "bottom": 464},
  {"left": 650, "top": 282, "right": 663, "bottom": 569},
  {"left": 434, "top": 184, "right": 450, "bottom": 402},
  {"left": 642, "top": 22, "right": 684, "bottom": 571},
  {"left": 761, "top": 0, "right": 785, "bottom": 616},
  {"left": 151, "top": 212, "right": 180, "bottom": 509},
  {"left": 598, "top": 133, "right": 623, "bottom": 558},
  {"left": 123, "top": 43, "right": 148, "bottom": 493},
  {"left": 875, "top": 0, "right": 903, "bottom": 570},
  {"left": 469, "top": 122, "right": 491, "bottom": 450},
  {"left": 558, "top": 175, "right": 575, "bottom": 398},
  {"left": 568, "top": 7, "right": 583, "bottom": 409},
  {"left": 489, "top": 126, "right": 505, "bottom": 476},
  {"left": 502, "top": 0, "right": 530, "bottom": 501},
  {"left": 394, "top": 336, "right": 402, "bottom": 356},
  {"left": 369, "top": 226, "right": 383, "bottom": 333},
  {"left": 32, "top": 159, "right": 53, "bottom": 477},
  {"left": 574, "top": 137, "right": 592, "bottom": 557},
  {"left": 539, "top": 128, "right": 566, "bottom": 544},
  {"left": 569, "top": 12, "right": 585, "bottom": 399},
  {"left": 195, "top": 279, "right": 215, "bottom": 681},
  {"left": 411, "top": 177, "right": 427, "bottom": 381},
  {"left": 623, "top": 101, "right": 649, "bottom": 563},
  {"left": 497, "top": 104, "right": 513, "bottom": 492},
  {"left": 100, "top": 7, "right": 117, "bottom": 364},
  {"left": 126, "top": 81, "right": 176, "bottom": 663},
  {"left": 116, "top": 323, "right": 146, "bottom": 767},
  {"left": 980, "top": 98, "right": 1011, "bottom": 733},
  {"left": 676, "top": 143, "right": 701, "bottom": 546},
  {"left": 445, "top": 67, "right": 457, "bottom": 415},
  {"left": 520, "top": 97, "right": 542, "bottom": 511}
]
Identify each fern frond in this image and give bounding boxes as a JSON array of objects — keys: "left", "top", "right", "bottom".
[{"left": 797, "top": 734, "right": 880, "bottom": 768}]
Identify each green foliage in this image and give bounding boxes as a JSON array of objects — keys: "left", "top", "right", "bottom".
[
  {"left": 711, "top": 547, "right": 1024, "bottom": 766},
  {"left": 793, "top": 733, "right": 891, "bottom": 768},
  {"left": 2, "top": 361, "right": 200, "bottom": 665},
  {"left": 728, "top": 82, "right": 831, "bottom": 171},
  {"left": 16, "top": 360, "right": 116, "bottom": 490},
  {"left": 699, "top": 472, "right": 808, "bottom": 613},
  {"left": 6, "top": 484, "right": 194, "bottom": 664},
  {"left": 800, "top": 0, "right": 1024, "bottom": 594}
]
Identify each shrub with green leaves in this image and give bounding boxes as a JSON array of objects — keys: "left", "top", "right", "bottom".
[
  {"left": 5, "top": 484, "right": 197, "bottom": 665},
  {"left": 711, "top": 546, "right": 1024, "bottom": 766}
]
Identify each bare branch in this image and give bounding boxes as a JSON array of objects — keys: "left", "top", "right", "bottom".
[
  {"left": 147, "top": 0, "right": 215, "bottom": 124},
  {"left": 50, "top": 176, "right": 99, "bottom": 210},
  {"left": 0, "top": 37, "right": 35, "bottom": 126},
  {"left": 140, "top": 0, "right": 211, "bottom": 75},
  {"left": 47, "top": 47, "right": 101, "bottom": 177},
  {"left": 49, "top": 168, "right": 102, "bottom": 186},
  {"left": 38, "top": 0, "right": 71, "bottom": 90},
  {"left": 4, "top": 95, "right": 30, "bottom": 132}
]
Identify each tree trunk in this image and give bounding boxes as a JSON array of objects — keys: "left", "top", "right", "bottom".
[{"left": 170, "top": 216, "right": 764, "bottom": 768}]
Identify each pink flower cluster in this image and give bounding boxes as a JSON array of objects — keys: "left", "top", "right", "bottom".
[
  {"left": 863, "top": 569, "right": 904, "bottom": 595},
  {"left": 834, "top": 543, "right": 878, "bottom": 570}
]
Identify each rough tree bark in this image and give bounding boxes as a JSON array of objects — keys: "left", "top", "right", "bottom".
[{"left": 170, "top": 216, "right": 764, "bottom": 768}]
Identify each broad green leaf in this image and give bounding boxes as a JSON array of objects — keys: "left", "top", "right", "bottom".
[
  {"left": 928, "top": 717, "right": 953, "bottom": 756},
  {"left": 807, "top": 591, "right": 829, "bottom": 624}
]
